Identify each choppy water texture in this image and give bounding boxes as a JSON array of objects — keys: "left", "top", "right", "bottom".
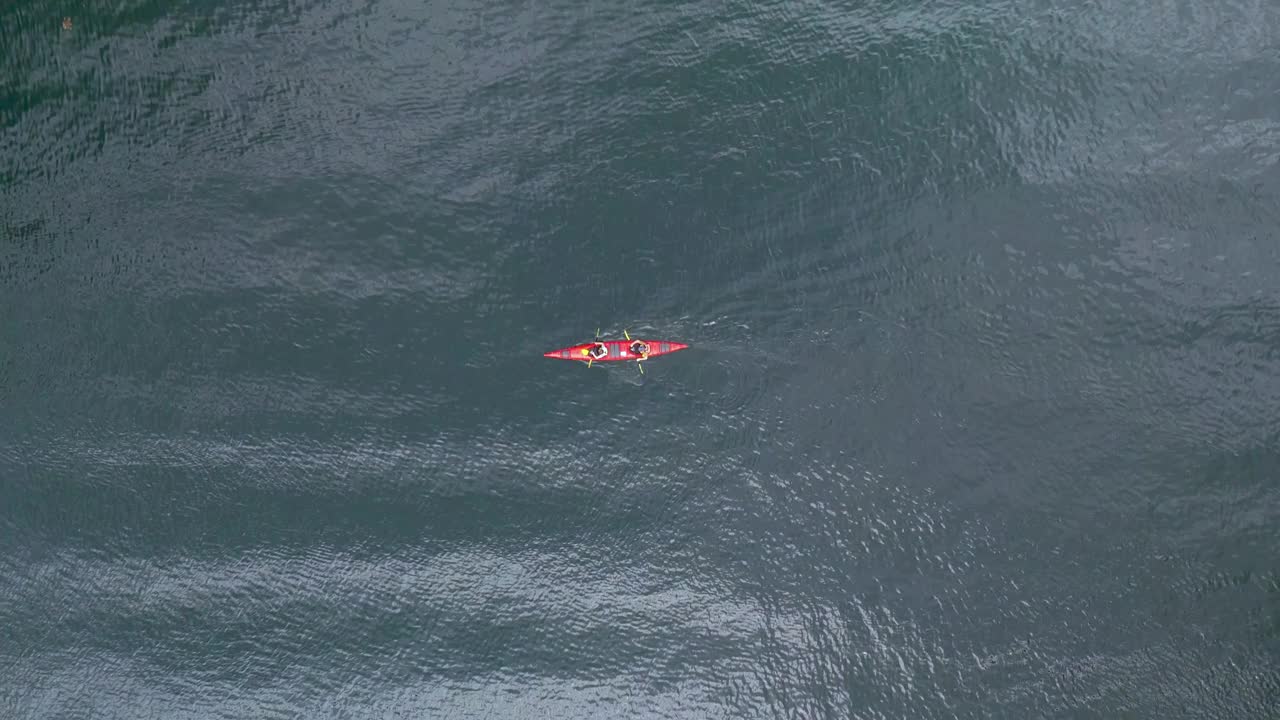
[{"left": 3, "top": 0, "right": 1280, "bottom": 717}]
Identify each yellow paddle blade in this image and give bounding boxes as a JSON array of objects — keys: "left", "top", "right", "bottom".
[
  {"left": 637, "top": 361, "right": 644, "bottom": 375},
  {"left": 624, "top": 329, "right": 631, "bottom": 340},
  {"left": 587, "top": 357, "right": 593, "bottom": 368}
]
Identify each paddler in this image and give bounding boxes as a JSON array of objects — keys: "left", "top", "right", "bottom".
[
  {"left": 583, "top": 342, "right": 608, "bottom": 360},
  {"left": 629, "top": 339, "right": 650, "bottom": 359}
]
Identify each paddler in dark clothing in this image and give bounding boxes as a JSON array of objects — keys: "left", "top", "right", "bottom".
[
  {"left": 585, "top": 342, "right": 608, "bottom": 360},
  {"left": 629, "top": 340, "right": 650, "bottom": 359}
]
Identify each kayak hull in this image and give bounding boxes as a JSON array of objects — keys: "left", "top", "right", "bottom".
[{"left": 543, "top": 339, "right": 688, "bottom": 363}]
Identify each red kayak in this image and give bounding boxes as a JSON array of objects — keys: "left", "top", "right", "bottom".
[{"left": 543, "top": 338, "right": 688, "bottom": 363}]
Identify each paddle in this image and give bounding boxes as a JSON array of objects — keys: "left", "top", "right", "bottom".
[
  {"left": 624, "top": 329, "right": 644, "bottom": 375},
  {"left": 587, "top": 327, "right": 600, "bottom": 368}
]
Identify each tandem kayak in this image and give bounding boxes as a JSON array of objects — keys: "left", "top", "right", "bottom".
[{"left": 543, "top": 339, "right": 689, "bottom": 363}]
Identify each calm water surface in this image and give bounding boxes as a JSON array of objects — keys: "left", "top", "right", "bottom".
[{"left": 2, "top": 0, "right": 1279, "bottom": 717}]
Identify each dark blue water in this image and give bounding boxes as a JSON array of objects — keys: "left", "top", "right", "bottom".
[{"left": 3, "top": 0, "right": 1279, "bottom": 717}]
